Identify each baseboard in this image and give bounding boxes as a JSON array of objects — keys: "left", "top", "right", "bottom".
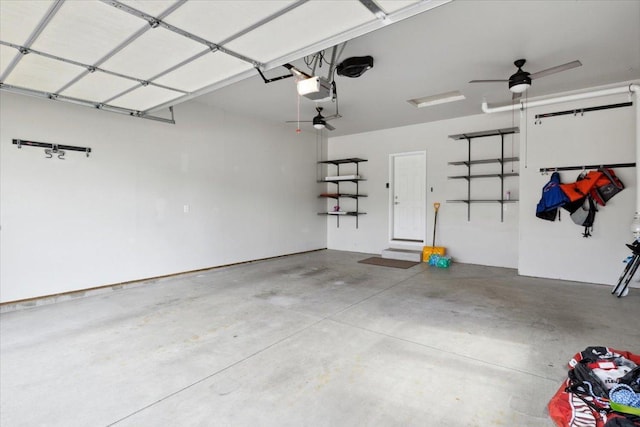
[{"left": 0, "top": 248, "right": 327, "bottom": 313}]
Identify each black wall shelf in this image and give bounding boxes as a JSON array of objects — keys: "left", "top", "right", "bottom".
[
  {"left": 447, "top": 199, "right": 519, "bottom": 203},
  {"left": 449, "top": 156, "right": 519, "bottom": 166},
  {"left": 448, "top": 172, "right": 519, "bottom": 180},
  {"left": 318, "top": 212, "right": 364, "bottom": 217},
  {"left": 319, "top": 193, "right": 367, "bottom": 199},
  {"left": 319, "top": 178, "right": 367, "bottom": 183},
  {"left": 447, "top": 127, "right": 519, "bottom": 222},
  {"left": 448, "top": 127, "right": 519, "bottom": 141},
  {"left": 319, "top": 157, "right": 367, "bottom": 165},
  {"left": 318, "top": 158, "right": 367, "bottom": 228}
]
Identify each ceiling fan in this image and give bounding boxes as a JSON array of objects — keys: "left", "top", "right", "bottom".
[
  {"left": 287, "top": 106, "right": 340, "bottom": 131},
  {"left": 470, "top": 58, "right": 582, "bottom": 98}
]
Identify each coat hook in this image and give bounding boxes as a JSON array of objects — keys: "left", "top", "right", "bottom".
[
  {"left": 14, "top": 139, "right": 92, "bottom": 160},
  {"left": 579, "top": 165, "right": 586, "bottom": 178}
]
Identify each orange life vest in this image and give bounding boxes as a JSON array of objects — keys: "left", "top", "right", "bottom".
[{"left": 559, "top": 170, "right": 603, "bottom": 202}]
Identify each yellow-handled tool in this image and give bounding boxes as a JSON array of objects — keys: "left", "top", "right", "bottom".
[
  {"left": 432, "top": 202, "right": 440, "bottom": 248},
  {"left": 423, "top": 202, "right": 446, "bottom": 262}
]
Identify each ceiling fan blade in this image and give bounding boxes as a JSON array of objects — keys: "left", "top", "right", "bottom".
[
  {"left": 285, "top": 120, "right": 335, "bottom": 130},
  {"left": 469, "top": 79, "right": 508, "bottom": 83},
  {"left": 324, "top": 114, "right": 342, "bottom": 121},
  {"left": 530, "top": 60, "right": 582, "bottom": 80}
]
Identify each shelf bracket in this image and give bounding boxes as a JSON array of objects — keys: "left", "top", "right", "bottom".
[{"left": 466, "top": 136, "right": 471, "bottom": 221}]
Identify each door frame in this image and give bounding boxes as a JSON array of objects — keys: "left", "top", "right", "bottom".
[{"left": 388, "top": 151, "right": 427, "bottom": 246}]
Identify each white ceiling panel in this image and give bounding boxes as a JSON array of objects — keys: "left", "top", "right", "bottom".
[
  {"left": 109, "top": 85, "right": 183, "bottom": 111},
  {"left": 60, "top": 72, "right": 139, "bottom": 103},
  {"left": 377, "top": 1, "right": 421, "bottom": 14},
  {"left": 225, "top": 1, "right": 374, "bottom": 63},
  {"left": 164, "top": 1, "right": 295, "bottom": 44},
  {"left": 0, "top": 0, "right": 54, "bottom": 45},
  {"left": 1, "top": 0, "right": 453, "bottom": 116},
  {"left": 119, "top": 0, "right": 180, "bottom": 18},
  {"left": 0, "top": 45, "right": 19, "bottom": 77},
  {"left": 3, "top": 54, "right": 85, "bottom": 93},
  {"left": 31, "top": 1, "right": 145, "bottom": 65},
  {"left": 100, "top": 27, "right": 205, "bottom": 80},
  {"left": 155, "top": 51, "right": 253, "bottom": 92}
]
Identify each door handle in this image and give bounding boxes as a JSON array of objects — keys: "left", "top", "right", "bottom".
[{"left": 394, "top": 202, "right": 399, "bottom": 205}]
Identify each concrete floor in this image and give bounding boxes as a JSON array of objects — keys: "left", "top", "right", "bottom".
[{"left": 1, "top": 250, "right": 639, "bottom": 427}]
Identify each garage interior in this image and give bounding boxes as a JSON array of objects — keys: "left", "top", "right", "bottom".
[{"left": 1, "top": 1, "right": 639, "bottom": 426}]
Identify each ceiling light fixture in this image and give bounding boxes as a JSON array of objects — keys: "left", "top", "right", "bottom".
[
  {"left": 408, "top": 91, "right": 466, "bottom": 108},
  {"left": 312, "top": 114, "right": 326, "bottom": 129},
  {"left": 509, "top": 79, "right": 531, "bottom": 93},
  {"left": 508, "top": 67, "right": 532, "bottom": 93}
]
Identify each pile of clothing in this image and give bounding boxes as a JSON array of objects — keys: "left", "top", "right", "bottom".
[{"left": 549, "top": 346, "right": 640, "bottom": 426}]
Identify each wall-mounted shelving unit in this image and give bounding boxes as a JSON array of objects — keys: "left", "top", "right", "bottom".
[
  {"left": 447, "top": 127, "right": 519, "bottom": 222},
  {"left": 318, "top": 158, "right": 367, "bottom": 228}
]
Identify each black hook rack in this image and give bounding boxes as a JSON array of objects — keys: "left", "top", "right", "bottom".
[
  {"left": 534, "top": 102, "right": 633, "bottom": 124},
  {"left": 539, "top": 163, "right": 635, "bottom": 174},
  {"left": 13, "top": 139, "right": 91, "bottom": 158}
]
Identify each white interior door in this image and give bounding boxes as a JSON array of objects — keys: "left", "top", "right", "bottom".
[{"left": 391, "top": 152, "right": 426, "bottom": 242}]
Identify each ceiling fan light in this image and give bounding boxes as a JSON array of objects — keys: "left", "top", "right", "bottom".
[
  {"left": 509, "top": 82, "right": 530, "bottom": 93},
  {"left": 313, "top": 114, "right": 326, "bottom": 129},
  {"left": 508, "top": 71, "right": 531, "bottom": 93}
]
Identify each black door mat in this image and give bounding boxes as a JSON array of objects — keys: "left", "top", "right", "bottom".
[{"left": 358, "top": 257, "right": 420, "bottom": 269}]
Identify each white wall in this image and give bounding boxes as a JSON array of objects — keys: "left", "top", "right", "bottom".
[
  {"left": 519, "top": 91, "right": 637, "bottom": 286},
  {"left": 327, "top": 84, "right": 637, "bottom": 287},
  {"left": 327, "top": 113, "right": 521, "bottom": 269},
  {"left": 2, "top": 83, "right": 635, "bottom": 303},
  {"left": 0, "top": 93, "right": 327, "bottom": 303}
]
